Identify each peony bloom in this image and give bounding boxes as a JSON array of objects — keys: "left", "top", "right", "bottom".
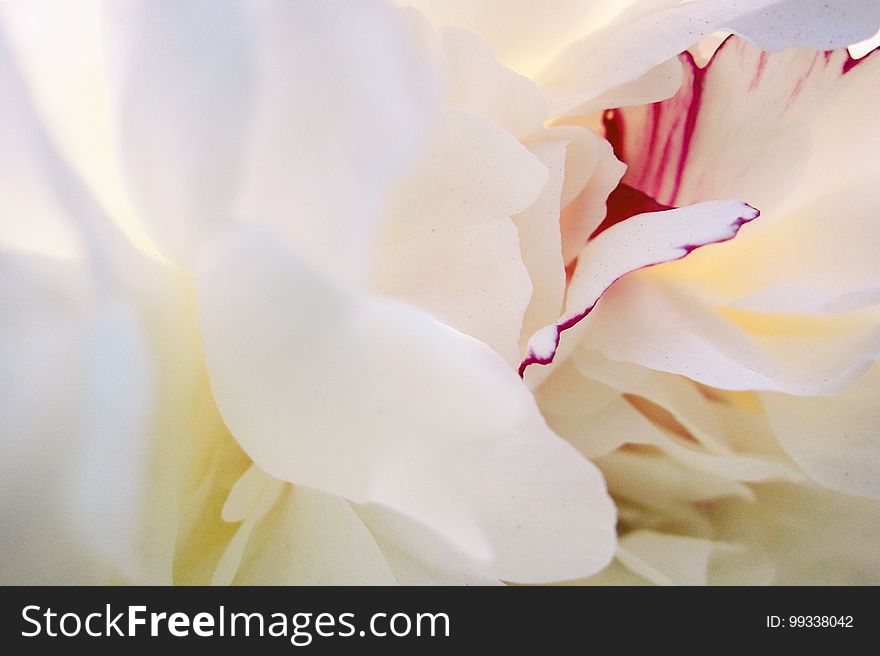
[{"left": 1, "top": 0, "right": 878, "bottom": 586}]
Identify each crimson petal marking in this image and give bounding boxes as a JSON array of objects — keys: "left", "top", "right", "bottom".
[
  {"left": 518, "top": 202, "right": 759, "bottom": 377},
  {"left": 603, "top": 50, "right": 705, "bottom": 207},
  {"left": 589, "top": 183, "right": 675, "bottom": 240},
  {"left": 606, "top": 39, "right": 880, "bottom": 211},
  {"left": 842, "top": 45, "right": 880, "bottom": 74}
]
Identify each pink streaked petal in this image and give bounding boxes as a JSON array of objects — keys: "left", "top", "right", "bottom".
[
  {"left": 603, "top": 52, "right": 704, "bottom": 207},
  {"left": 519, "top": 201, "right": 759, "bottom": 377},
  {"left": 608, "top": 37, "right": 880, "bottom": 316}
]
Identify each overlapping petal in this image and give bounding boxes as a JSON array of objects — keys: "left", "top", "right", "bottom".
[
  {"left": 520, "top": 200, "right": 758, "bottom": 380},
  {"left": 404, "top": 0, "right": 880, "bottom": 115},
  {"left": 584, "top": 38, "right": 880, "bottom": 395},
  {"left": 373, "top": 108, "right": 545, "bottom": 363},
  {"left": 0, "top": 23, "right": 233, "bottom": 583},
  {"left": 759, "top": 365, "right": 880, "bottom": 500},
  {"left": 196, "top": 226, "right": 615, "bottom": 583},
  {"left": 104, "top": 0, "right": 437, "bottom": 287}
]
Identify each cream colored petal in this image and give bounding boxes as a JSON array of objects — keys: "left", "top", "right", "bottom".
[
  {"left": 537, "top": 354, "right": 798, "bottom": 481},
  {"left": 711, "top": 482, "right": 880, "bottom": 584},
  {"left": 558, "top": 131, "right": 625, "bottom": 265},
  {"left": 585, "top": 49, "right": 880, "bottom": 386},
  {"left": 0, "top": 0, "right": 150, "bottom": 251},
  {"left": 574, "top": 348, "right": 745, "bottom": 455},
  {"left": 759, "top": 365, "right": 880, "bottom": 500},
  {"left": 584, "top": 274, "right": 880, "bottom": 395},
  {"left": 598, "top": 450, "right": 755, "bottom": 519},
  {"left": 440, "top": 26, "right": 547, "bottom": 139},
  {"left": 401, "top": 0, "right": 628, "bottom": 79},
  {"left": 0, "top": 31, "right": 197, "bottom": 583},
  {"left": 210, "top": 466, "right": 284, "bottom": 586},
  {"left": 374, "top": 109, "right": 545, "bottom": 363},
  {"left": 616, "top": 530, "right": 713, "bottom": 586},
  {"left": 355, "top": 505, "right": 503, "bottom": 585},
  {"left": 521, "top": 200, "right": 758, "bottom": 378},
  {"left": 570, "top": 58, "right": 683, "bottom": 115},
  {"left": 538, "top": 0, "right": 880, "bottom": 115},
  {"left": 227, "top": 484, "right": 396, "bottom": 586},
  {"left": 726, "top": 0, "right": 880, "bottom": 52},
  {"left": 104, "top": 0, "right": 436, "bottom": 287},
  {"left": 197, "top": 227, "right": 616, "bottom": 583},
  {"left": 513, "top": 137, "right": 568, "bottom": 346}
]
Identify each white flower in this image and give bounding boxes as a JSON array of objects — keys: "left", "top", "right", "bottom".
[{"left": 2, "top": 0, "right": 878, "bottom": 585}]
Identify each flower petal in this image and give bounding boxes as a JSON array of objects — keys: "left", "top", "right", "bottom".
[
  {"left": 725, "top": 0, "right": 880, "bottom": 52},
  {"left": 520, "top": 200, "right": 758, "bottom": 378},
  {"left": 402, "top": 0, "right": 624, "bottom": 79},
  {"left": 230, "top": 482, "right": 396, "bottom": 586},
  {"left": 759, "top": 366, "right": 880, "bottom": 500},
  {"left": 105, "top": 0, "right": 436, "bottom": 287},
  {"left": 355, "top": 505, "right": 505, "bottom": 585},
  {"left": 440, "top": 26, "right": 547, "bottom": 139},
  {"left": 374, "top": 109, "right": 545, "bottom": 363},
  {"left": 582, "top": 275, "right": 880, "bottom": 394},
  {"left": 591, "top": 40, "right": 880, "bottom": 394},
  {"left": 615, "top": 530, "right": 713, "bottom": 586},
  {"left": 512, "top": 136, "right": 568, "bottom": 346},
  {"left": 0, "top": 30, "right": 190, "bottom": 583},
  {"left": 557, "top": 130, "right": 626, "bottom": 265},
  {"left": 712, "top": 482, "right": 880, "bottom": 584},
  {"left": 538, "top": 0, "right": 880, "bottom": 115},
  {"left": 196, "top": 226, "right": 616, "bottom": 583},
  {"left": 607, "top": 40, "right": 880, "bottom": 310}
]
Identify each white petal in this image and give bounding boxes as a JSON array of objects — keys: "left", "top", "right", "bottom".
[
  {"left": 571, "top": 57, "right": 683, "bottom": 115},
  {"left": 0, "top": 253, "right": 103, "bottom": 583},
  {"left": 105, "top": 0, "right": 437, "bottom": 285},
  {"left": 440, "top": 26, "right": 547, "bottom": 139},
  {"left": 0, "top": 0, "right": 150, "bottom": 251},
  {"left": 573, "top": 349, "right": 747, "bottom": 455},
  {"left": 537, "top": 0, "right": 880, "bottom": 115},
  {"left": 712, "top": 482, "right": 880, "bottom": 584},
  {"left": 760, "top": 366, "right": 880, "bottom": 500},
  {"left": 356, "top": 505, "right": 504, "bottom": 585},
  {"left": 537, "top": 353, "right": 799, "bottom": 481},
  {"left": 0, "top": 31, "right": 186, "bottom": 583},
  {"left": 402, "top": 0, "right": 625, "bottom": 79},
  {"left": 616, "top": 530, "right": 713, "bottom": 586},
  {"left": 599, "top": 450, "right": 755, "bottom": 513},
  {"left": 210, "top": 465, "right": 285, "bottom": 586},
  {"left": 374, "top": 109, "right": 545, "bottom": 363},
  {"left": 513, "top": 136, "right": 568, "bottom": 346},
  {"left": 520, "top": 200, "right": 758, "bottom": 377},
  {"left": 0, "top": 25, "right": 83, "bottom": 258},
  {"left": 582, "top": 275, "right": 880, "bottom": 394},
  {"left": 231, "top": 484, "right": 395, "bottom": 586},
  {"left": 557, "top": 130, "right": 626, "bottom": 265},
  {"left": 849, "top": 26, "right": 880, "bottom": 58},
  {"left": 196, "top": 226, "right": 616, "bottom": 583},
  {"left": 726, "top": 0, "right": 880, "bottom": 52},
  {"left": 102, "top": 0, "right": 252, "bottom": 265},
  {"left": 403, "top": 1, "right": 880, "bottom": 116}
]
